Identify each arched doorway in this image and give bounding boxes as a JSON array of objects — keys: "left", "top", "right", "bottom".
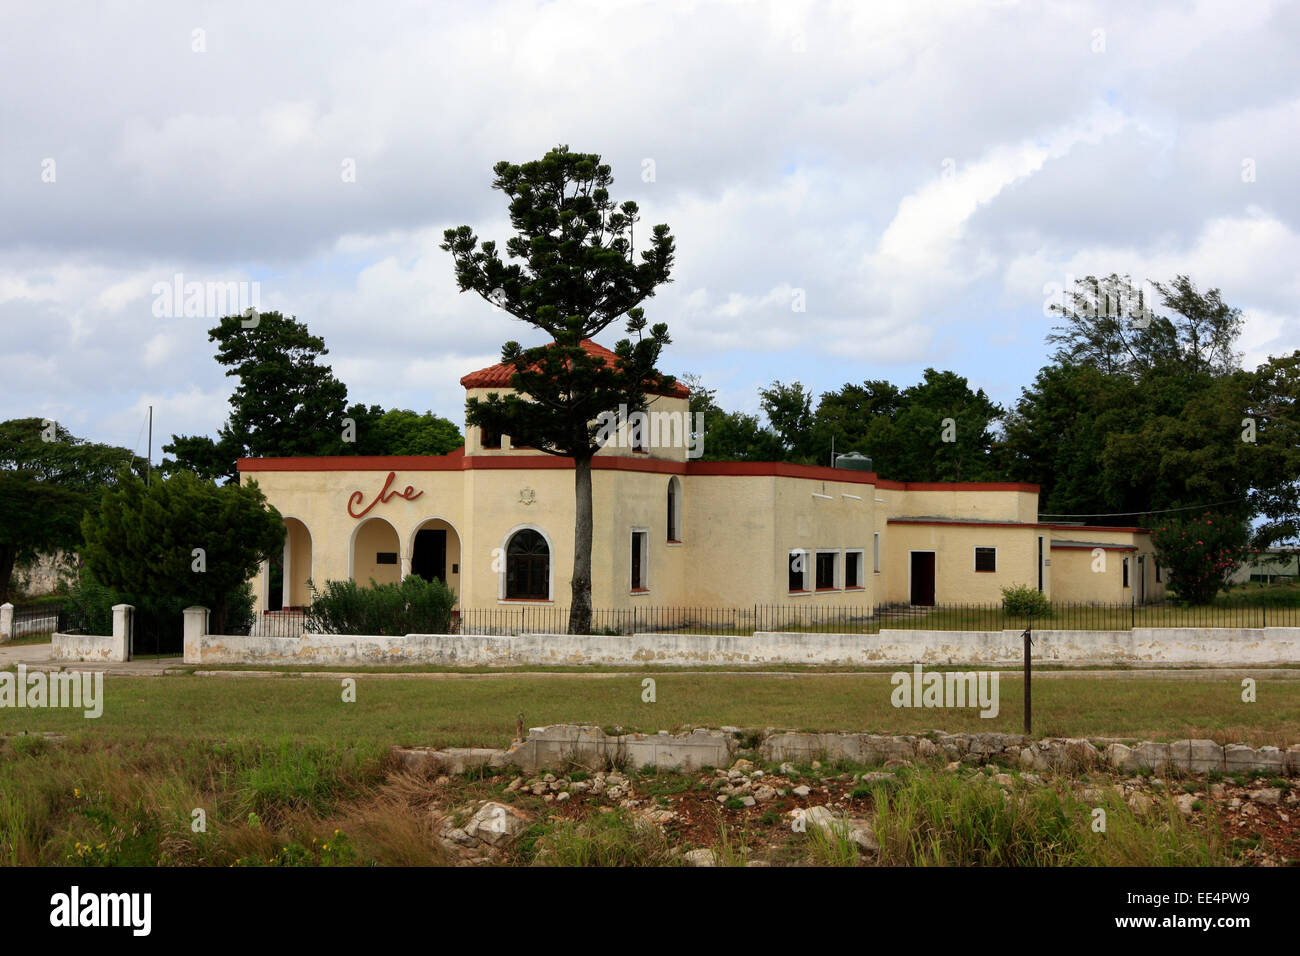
[
  {"left": 350, "top": 517, "right": 401, "bottom": 587},
  {"left": 408, "top": 518, "right": 462, "bottom": 596},
  {"left": 268, "top": 517, "right": 313, "bottom": 611}
]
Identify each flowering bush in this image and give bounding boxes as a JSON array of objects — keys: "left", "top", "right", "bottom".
[{"left": 1151, "top": 512, "right": 1251, "bottom": 605}]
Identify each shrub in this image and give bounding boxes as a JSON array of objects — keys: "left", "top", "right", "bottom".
[
  {"left": 59, "top": 564, "right": 251, "bottom": 649},
  {"left": 304, "top": 575, "right": 456, "bottom": 636},
  {"left": 1153, "top": 512, "right": 1252, "bottom": 605},
  {"left": 62, "top": 566, "right": 121, "bottom": 635},
  {"left": 1000, "top": 584, "right": 1051, "bottom": 619}
]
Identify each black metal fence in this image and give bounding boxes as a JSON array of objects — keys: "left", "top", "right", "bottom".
[
  {"left": 127, "top": 604, "right": 186, "bottom": 657},
  {"left": 10, "top": 603, "right": 64, "bottom": 637},
  {"left": 223, "top": 600, "right": 1300, "bottom": 637}
]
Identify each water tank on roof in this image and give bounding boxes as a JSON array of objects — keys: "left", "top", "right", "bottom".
[{"left": 834, "top": 452, "right": 873, "bottom": 471}]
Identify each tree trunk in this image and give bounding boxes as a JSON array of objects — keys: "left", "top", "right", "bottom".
[{"left": 569, "top": 456, "right": 594, "bottom": 634}]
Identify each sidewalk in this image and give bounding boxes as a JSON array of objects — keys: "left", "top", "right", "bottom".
[{"left": 0, "top": 643, "right": 177, "bottom": 676}]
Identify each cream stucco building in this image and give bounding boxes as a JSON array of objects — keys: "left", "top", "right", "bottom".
[{"left": 240, "top": 341, "right": 1166, "bottom": 615}]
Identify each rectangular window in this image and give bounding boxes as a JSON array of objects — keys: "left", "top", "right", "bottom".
[
  {"left": 974, "top": 547, "right": 997, "bottom": 572},
  {"left": 845, "top": 550, "right": 864, "bottom": 589},
  {"left": 630, "top": 531, "right": 648, "bottom": 591},
  {"left": 480, "top": 427, "right": 500, "bottom": 449},
  {"left": 788, "top": 550, "right": 810, "bottom": 592},
  {"left": 376, "top": 552, "right": 398, "bottom": 565},
  {"left": 815, "top": 551, "right": 838, "bottom": 590},
  {"left": 1123, "top": 557, "right": 1130, "bottom": 588},
  {"left": 1155, "top": 561, "right": 1162, "bottom": 583},
  {"left": 873, "top": 533, "right": 881, "bottom": 573}
]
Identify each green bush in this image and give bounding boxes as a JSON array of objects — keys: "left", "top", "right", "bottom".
[
  {"left": 62, "top": 566, "right": 121, "bottom": 635},
  {"left": 1000, "top": 584, "right": 1051, "bottom": 619},
  {"left": 304, "top": 575, "right": 456, "bottom": 636},
  {"left": 61, "top": 565, "right": 252, "bottom": 644}
]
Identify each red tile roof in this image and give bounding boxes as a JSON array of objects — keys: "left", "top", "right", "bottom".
[{"left": 460, "top": 339, "right": 689, "bottom": 398}]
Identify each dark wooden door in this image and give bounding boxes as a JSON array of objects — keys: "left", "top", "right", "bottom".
[
  {"left": 412, "top": 529, "right": 447, "bottom": 583},
  {"left": 910, "top": 552, "right": 936, "bottom": 606}
]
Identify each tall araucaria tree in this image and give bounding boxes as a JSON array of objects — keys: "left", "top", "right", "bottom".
[{"left": 441, "top": 146, "right": 676, "bottom": 634}]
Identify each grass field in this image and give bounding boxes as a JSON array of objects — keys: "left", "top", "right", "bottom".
[
  {"left": 0, "top": 735, "right": 1250, "bottom": 867},
  {"left": 2, "top": 669, "right": 1293, "bottom": 866},
  {"left": 3, "top": 672, "right": 1297, "bottom": 747}
]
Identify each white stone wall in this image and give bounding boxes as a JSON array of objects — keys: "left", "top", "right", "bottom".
[{"left": 186, "top": 626, "right": 1300, "bottom": 667}]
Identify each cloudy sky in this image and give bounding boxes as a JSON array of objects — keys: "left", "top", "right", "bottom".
[{"left": 2, "top": 0, "right": 1297, "bottom": 463}]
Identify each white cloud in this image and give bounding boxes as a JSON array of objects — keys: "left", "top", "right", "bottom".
[{"left": 1, "top": 0, "right": 1298, "bottom": 446}]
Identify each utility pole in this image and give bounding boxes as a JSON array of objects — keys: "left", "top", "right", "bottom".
[
  {"left": 1023, "top": 624, "right": 1033, "bottom": 735},
  {"left": 146, "top": 405, "right": 153, "bottom": 487}
]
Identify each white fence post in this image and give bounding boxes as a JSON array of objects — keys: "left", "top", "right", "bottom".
[
  {"left": 110, "top": 604, "right": 133, "bottom": 662},
  {"left": 0, "top": 603, "right": 13, "bottom": 643},
  {"left": 183, "top": 606, "right": 209, "bottom": 665}
]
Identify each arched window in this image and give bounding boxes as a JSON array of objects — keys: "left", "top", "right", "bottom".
[
  {"left": 506, "top": 529, "right": 550, "bottom": 599},
  {"left": 667, "top": 476, "right": 681, "bottom": 542}
]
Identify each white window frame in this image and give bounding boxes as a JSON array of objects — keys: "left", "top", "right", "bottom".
[
  {"left": 973, "top": 546, "right": 997, "bottom": 573},
  {"left": 814, "top": 549, "right": 840, "bottom": 591},
  {"left": 629, "top": 527, "right": 650, "bottom": 593},
  {"left": 845, "top": 548, "right": 866, "bottom": 589},
  {"left": 873, "top": 532, "right": 881, "bottom": 574},
  {"left": 497, "top": 523, "right": 555, "bottom": 604},
  {"left": 788, "top": 549, "right": 812, "bottom": 594}
]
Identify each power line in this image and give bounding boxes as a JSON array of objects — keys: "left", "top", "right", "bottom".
[{"left": 1039, "top": 498, "right": 1249, "bottom": 520}]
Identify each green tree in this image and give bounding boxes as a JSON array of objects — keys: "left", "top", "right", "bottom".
[
  {"left": 164, "top": 314, "right": 463, "bottom": 480},
  {"left": 164, "top": 311, "right": 351, "bottom": 481},
  {"left": 80, "top": 470, "right": 285, "bottom": 633},
  {"left": 1008, "top": 275, "right": 1266, "bottom": 529},
  {"left": 999, "top": 364, "right": 1145, "bottom": 516},
  {"left": 809, "top": 371, "right": 1001, "bottom": 481},
  {"left": 807, "top": 380, "right": 902, "bottom": 468},
  {"left": 441, "top": 146, "right": 675, "bottom": 634},
  {"left": 758, "top": 381, "right": 814, "bottom": 461},
  {"left": 677, "top": 373, "right": 784, "bottom": 462},
  {"left": 1152, "top": 511, "right": 1251, "bottom": 604},
  {"left": 0, "top": 419, "right": 142, "bottom": 603},
  {"left": 1046, "top": 273, "right": 1242, "bottom": 376},
  {"left": 352, "top": 408, "right": 464, "bottom": 456},
  {"left": 1242, "top": 351, "right": 1300, "bottom": 552},
  {"left": 886, "top": 369, "right": 1002, "bottom": 481}
]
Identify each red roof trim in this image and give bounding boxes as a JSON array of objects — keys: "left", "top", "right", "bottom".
[
  {"left": 875, "top": 480, "right": 1040, "bottom": 493},
  {"left": 236, "top": 455, "right": 1053, "bottom": 495},
  {"left": 886, "top": 517, "right": 1151, "bottom": 535},
  {"left": 886, "top": 519, "right": 1038, "bottom": 530},
  {"left": 1042, "top": 523, "right": 1150, "bottom": 534},
  {"left": 685, "top": 461, "right": 878, "bottom": 483},
  {"left": 460, "top": 339, "right": 690, "bottom": 398},
  {"left": 1050, "top": 543, "right": 1139, "bottom": 551}
]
